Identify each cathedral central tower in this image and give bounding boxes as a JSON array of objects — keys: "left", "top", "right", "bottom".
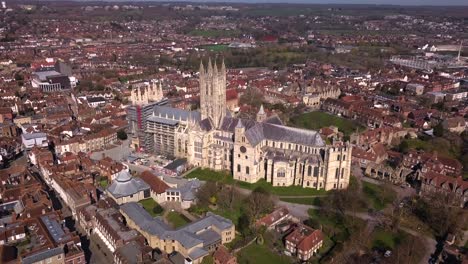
[{"left": 199, "top": 58, "right": 227, "bottom": 128}]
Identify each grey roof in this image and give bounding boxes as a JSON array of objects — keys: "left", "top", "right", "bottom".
[
  {"left": 116, "top": 241, "right": 144, "bottom": 264},
  {"left": 107, "top": 172, "right": 150, "bottom": 199},
  {"left": 176, "top": 179, "right": 201, "bottom": 201},
  {"left": 147, "top": 116, "right": 179, "bottom": 126},
  {"left": 199, "top": 118, "right": 213, "bottom": 131},
  {"left": 22, "top": 132, "right": 47, "bottom": 140},
  {"left": 120, "top": 203, "right": 233, "bottom": 260},
  {"left": 33, "top": 70, "right": 62, "bottom": 81},
  {"left": 87, "top": 96, "right": 106, "bottom": 103},
  {"left": 188, "top": 247, "right": 209, "bottom": 260},
  {"left": 152, "top": 105, "right": 201, "bottom": 123},
  {"left": 40, "top": 215, "right": 69, "bottom": 243},
  {"left": 197, "top": 229, "right": 221, "bottom": 248},
  {"left": 264, "top": 115, "right": 283, "bottom": 125},
  {"left": 120, "top": 202, "right": 171, "bottom": 236},
  {"left": 219, "top": 117, "right": 257, "bottom": 132},
  {"left": 179, "top": 212, "right": 233, "bottom": 235},
  {"left": 220, "top": 117, "right": 324, "bottom": 147},
  {"left": 22, "top": 247, "right": 64, "bottom": 264}
]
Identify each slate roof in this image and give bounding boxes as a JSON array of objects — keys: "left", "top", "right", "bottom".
[
  {"left": 33, "top": 70, "right": 61, "bottom": 81},
  {"left": 147, "top": 116, "right": 179, "bottom": 126},
  {"left": 220, "top": 117, "right": 324, "bottom": 147},
  {"left": 107, "top": 171, "right": 150, "bottom": 199},
  {"left": 120, "top": 202, "right": 233, "bottom": 259},
  {"left": 22, "top": 247, "right": 64, "bottom": 264},
  {"left": 22, "top": 132, "right": 47, "bottom": 140}
]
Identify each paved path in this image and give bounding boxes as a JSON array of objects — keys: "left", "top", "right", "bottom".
[{"left": 277, "top": 195, "right": 327, "bottom": 198}]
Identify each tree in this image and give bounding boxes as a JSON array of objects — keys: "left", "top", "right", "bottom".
[
  {"left": 398, "top": 140, "right": 409, "bottom": 153},
  {"left": 196, "top": 181, "right": 218, "bottom": 207},
  {"left": 153, "top": 204, "right": 163, "bottom": 215},
  {"left": 433, "top": 122, "right": 444, "bottom": 137},
  {"left": 412, "top": 193, "right": 463, "bottom": 237},
  {"left": 238, "top": 212, "right": 251, "bottom": 238},
  {"left": 117, "top": 130, "right": 128, "bottom": 140},
  {"left": 217, "top": 184, "right": 241, "bottom": 210},
  {"left": 244, "top": 187, "right": 275, "bottom": 223}
]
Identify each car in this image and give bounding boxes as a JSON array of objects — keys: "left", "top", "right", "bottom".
[{"left": 384, "top": 250, "right": 392, "bottom": 258}]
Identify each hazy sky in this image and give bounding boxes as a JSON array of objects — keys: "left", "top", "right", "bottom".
[{"left": 141, "top": 0, "right": 468, "bottom": 6}]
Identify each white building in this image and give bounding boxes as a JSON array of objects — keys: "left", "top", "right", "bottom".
[{"left": 21, "top": 132, "right": 48, "bottom": 149}]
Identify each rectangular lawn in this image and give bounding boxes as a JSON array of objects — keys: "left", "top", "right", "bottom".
[
  {"left": 185, "top": 168, "right": 327, "bottom": 196},
  {"left": 166, "top": 212, "right": 191, "bottom": 229},
  {"left": 236, "top": 243, "right": 293, "bottom": 264},
  {"left": 138, "top": 198, "right": 161, "bottom": 217}
]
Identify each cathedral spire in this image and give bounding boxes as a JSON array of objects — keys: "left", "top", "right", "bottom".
[
  {"left": 258, "top": 104, "right": 265, "bottom": 115},
  {"left": 213, "top": 59, "right": 218, "bottom": 75},
  {"left": 256, "top": 104, "right": 267, "bottom": 122},
  {"left": 207, "top": 57, "right": 213, "bottom": 75},
  {"left": 221, "top": 58, "right": 226, "bottom": 73},
  {"left": 199, "top": 61, "right": 205, "bottom": 74}
]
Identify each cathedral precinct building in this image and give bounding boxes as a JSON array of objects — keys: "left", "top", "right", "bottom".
[{"left": 129, "top": 59, "right": 352, "bottom": 191}]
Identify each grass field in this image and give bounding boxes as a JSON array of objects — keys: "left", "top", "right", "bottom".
[
  {"left": 199, "top": 44, "right": 229, "bottom": 52},
  {"left": 185, "top": 168, "right": 327, "bottom": 196},
  {"left": 308, "top": 208, "right": 366, "bottom": 250},
  {"left": 190, "top": 29, "right": 240, "bottom": 38},
  {"left": 362, "top": 182, "right": 396, "bottom": 211},
  {"left": 400, "top": 138, "right": 459, "bottom": 159},
  {"left": 99, "top": 179, "right": 108, "bottom": 189},
  {"left": 372, "top": 227, "right": 403, "bottom": 250},
  {"left": 166, "top": 212, "right": 191, "bottom": 229},
  {"left": 237, "top": 243, "right": 293, "bottom": 264},
  {"left": 289, "top": 111, "right": 364, "bottom": 137},
  {"left": 138, "top": 198, "right": 161, "bottom": 217},
  {"left": 279, "top": 197, "right": 323, "bottom": 205}
]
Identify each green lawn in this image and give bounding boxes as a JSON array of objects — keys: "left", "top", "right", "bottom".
[
  {"left": 189, "top": 29, "right": 240, "bottom": 38},
  {"left": 99, "top": 179, "right": 108, "bottom": 189},
  {"left": 362, "top": 182, "right": 396, "bottom": 211},
  {"left": 279, "top": 197, "right": 323, "bottom": 205},
  {"left": 201, "top": 255, "right": 214, "bottom": 264},
  {"left": 166, "top": 212, "right": 191, "bottom": 229},
  {"left": 138, "top": 198, "right": 162, "bottom": 217},
  {"left": 237, "top": 243, "right": 293, "bottom": 264},
  {"left": 185, "top": 168, "right": 327, "bottom": 196},
  {"left": 400, "top": 138, "right": 459, "bottom": 159},
  {"left": 317, "top": 235, "right": 335, "bottom": 257},
  {"left": 199, "top": 44, "right": 229, "bottom": 52},
  {"left": 289, "top": 111, "right": 364, "bottom": 137},
  {"left": 372, "top": 227, "right": 403, "bottom": 250}
]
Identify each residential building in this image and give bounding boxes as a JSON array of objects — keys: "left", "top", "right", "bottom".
[{"left": 285, "top": 224, "right": 324, "bottom": 261}]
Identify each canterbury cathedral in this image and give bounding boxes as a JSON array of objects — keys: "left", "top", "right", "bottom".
[{"left": 132, "top": 59, "right": 352, "bottom": 191}]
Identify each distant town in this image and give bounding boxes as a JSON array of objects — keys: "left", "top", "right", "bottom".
[{"left": 0, "top": 1, "right": 467, "bottom": 264}]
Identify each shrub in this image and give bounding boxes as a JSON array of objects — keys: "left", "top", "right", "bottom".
[{"left": 152, "top": 204, "right": 163, "bottom": 215}]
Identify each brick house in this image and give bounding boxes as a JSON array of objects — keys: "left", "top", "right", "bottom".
[{"left": 285, "top": 224, "right": 323, "bottom": 261}]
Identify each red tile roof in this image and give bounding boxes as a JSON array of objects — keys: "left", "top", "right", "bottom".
[{"left": 139, "top": 171, "right": 170, "bottom": 194}]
